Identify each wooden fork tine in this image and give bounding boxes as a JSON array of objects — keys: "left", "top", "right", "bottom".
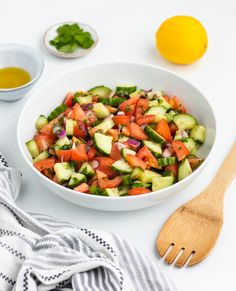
[
  {"left": 157, "top": 240, "right": 173, "bottom": 257},
  {"left": 175, "top": 249, "right": 193, "bottom": 268},
  {"left": 164, "top": 245, "right": 181, "bottom": 264}
]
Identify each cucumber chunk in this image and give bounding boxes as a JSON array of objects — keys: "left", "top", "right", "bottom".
[
  {"left": 152, "top": 176, "right": 174, "bottom": 191},
  {"left": 54, "top": 162, "right": 74, "bottom": 184},
  {"left": 93, "top": 132, "right": 113, "bottom": 155},
  {"left": 173, "top": 114, "right": 197, "bottom": 130},
  {"left": 149, "top": 100, "right": 159, "bottom": 107},
  {"left": 55, "top": 137, "right": 72, "bottom": 150},
  {"left": 89, "top": 185, "right": 102, "bottom": 195},
  {"left": 33, "top": 151, "right": 50, "bottom": 163},
  {"left": 121, "top": 148, "right": 136, "bottom": 159},
  {"left": 112, "top": 159, "right": 132, "bottom": 174},
  {"left": 130, "top": 167, "right": 144, "bottom": 180},
  {"left": 131, "top": 181, "right": 151, "bottom": 188},
  {"left": 35, "top": 115, "right": 48, "bottom": 131},
  {"left": 121, "top": 175, "right": 132, "bottom": 186},
  {"left": 26, "top": 140, "right": 40, "bottom": 158},
  {"left": 165, "top": 110, "right": 176, "bottom": 122},
  {"left": 65, "top": 119, "right": 75, "bottom": 137},
  {"left": 68, "top": 172, "right": 87, "bottom": 188},
  {"left": 174, "top": 129, "right": 188, "bottom": 141},
  {"left": 48, "top": 104, "right": 67, "bottom": 121},
  {"left": 118, "top": 186, "right": 129, "bottom": 196},
  {"left": 145, "top": 106, "right": 167, "bottom": 122},
  {"left": 178, "top": 158, "right": 192, "bottom": 181},
  {"left": 143, "top": 140, "right": 162, "bottom": 157},
  {"left": 140, "top": 170, "right": 161, "bottom": 183},
  {"left": 158, "top": 97, "right": 171, "bottom": 110},
  {"left": 118, "top": 135, "right": 129, "bottom": 143},
  {"left": 75, "top": 95, "right": 92, "bottom": 105},
  {"left": 79, "top": 162, "right": 95, "bottom": 178},
  {"left": 190, "top": 125, "right": 206, "bottom": 144},
  {"left": 182, "top": 137, "right": 197, "bottom": 154},
  {"left": 102, "top": 188, "right": 120, "bottom": 197},
  {"left": 88, "top": 85, "right": 112, "bottom": 98},
  {"left": 92, "top": 103, "right": 110, "bottom": 119},
  {"left": 158, "top": 157, "right": 177, "bottom": 167},
  {"left": 92, "top": 118, "right": 114, "bottom": 134},
  {"left": 100, "top": 97, "right": 124, "bottom": 108},
  {"left": 115, "top": 86, "right": 137, "bottom": 95},
  {"left": 144, "top": 125, "right": 166, "bottom": 144}
]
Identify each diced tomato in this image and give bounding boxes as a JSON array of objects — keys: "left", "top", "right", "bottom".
[
  {"left": 64, "top": 108, "right": 73, "bottom": 118},
  {"left": 107, "top": 129, "right": 119, "bottom": 141},
  {"left": 105, "top": 105, "right": 117, "bottom": 113},
  {"left": 40, "top": 118, "right": 58, "bottom": 137},
  {"left": 128, "top": 123, "right": 148, "bottom": 140},
  {"left": 188, "top": 157, "right": 203, "bottom": 170},
  {"left": 96, "top": 170, "right": 122, "bottom": 189},
  {"left": 109, "top": 143, "right": 122, "bottom": 160},
  {"left": 126, "top": 154, "right": 147, "bottom": 170},
  {"left": 73, "top": 121, "right": 87, "bottom": 139},
  {"left": 172, "top": 140, "right": 189, "bottom": 161},
  {"left": 168, "top": 98, "right": 176, "bottom": 109},
  {"left": 169, "top": 122, "right": 178, "bottom": 135},
  {"left": 136, "top": 115, "right": 156, "bottom": 125},
  {"left": 92, "top": 95, "right": 99, "bottom": 102},
  {"left": 173, "top": 96, "right": 187, "bottom": 113},
  {"left": 112, "top": 115, "right": 131, "bottom": 125},
  {"left": 121, "top": 126, "right": 131, "bottom": 137},
  {"left": 34, "top": 157, "right": 55, "bottom": 172},
  {"left": 137, "top": 146, "right": 159, "bottom": 169},
  {"left": 94, "top": 157, "right": 116, "bottom": 177},
  {"left": 74, "top": 183, "right": 90, "bottom": 193},
  {"left": 55, "top": 150, "right": 72, "bottom": 162},
  {"left": 71, "top": 103, "right": 86, "bottom": 121},
  {"left": 71, "top": 144, "right": 88, "bottom": 163},
  {"left": 156, "top": 119, "right": 172, "bottom": 141},
  {"left": 87, "top": 146, "right": 96, "bottom": 160},
  {"left": 128, "top": 187, "right": 151, "bottom": 195},
  {"left": 85, "top": 110, "right": 97, "bottom": 124},
  {"left": 163, "top": 95, "right": 170, "bottom": 102},
  {"left": 119, "top": 95, "right": 140, "bottom": 112},
  {"left": 165, "top": 164, "right": 178, "bottom": 178},
  {"left": 64, "top": 92, "right": 74, "bottom": 107},
  {"left": 135, "top": 98, "right": 149, "bottom": 118},
  {"left": 34, "top": 134, "right": 55, "bottom": 152}
]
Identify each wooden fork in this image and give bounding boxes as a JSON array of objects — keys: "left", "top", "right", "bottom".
[{"left": 157, "top": 142, "right": 236, "bottom": 267}]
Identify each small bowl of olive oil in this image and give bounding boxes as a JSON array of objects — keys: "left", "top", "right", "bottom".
[{"left": 0, "top": 44, "right": 44, "bottom": 102}]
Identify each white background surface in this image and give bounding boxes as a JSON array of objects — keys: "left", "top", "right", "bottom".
[{"left": 0, "top": 0, "right": 236, "bottom": 290}]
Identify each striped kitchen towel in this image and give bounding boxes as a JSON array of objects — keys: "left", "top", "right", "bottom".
[{"left": 0, "top": 152, "right": 176, "bottom": 291}]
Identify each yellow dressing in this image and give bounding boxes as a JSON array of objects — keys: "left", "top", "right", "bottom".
[{"left": 0, "top": 67, "right": 31, "bottom": 89}]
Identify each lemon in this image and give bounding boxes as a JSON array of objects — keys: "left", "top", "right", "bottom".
[{"left": 156, "top": 16, "right": 208, "bottom": 64}]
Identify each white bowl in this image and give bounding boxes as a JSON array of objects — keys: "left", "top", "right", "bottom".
[
  {"left": 17, "top": 62, "right": 216, "bottom": 211},
  {"left": 0, "top": 43, "right": 44, "bottom": 101}
]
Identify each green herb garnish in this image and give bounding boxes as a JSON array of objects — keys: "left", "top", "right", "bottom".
[{"left": 50, "top": 23, "right": 95, "bottom": 53}]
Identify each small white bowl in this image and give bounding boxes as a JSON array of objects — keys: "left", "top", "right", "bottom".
[
  {"left": 44, "top": 21, "right": 98, "bottom": 59},
  {"left": 17, "top": 62, "right": 216, "bottom": 211},
  {"left": 0, "top": 44, "right": 44, "bottom": 102}
]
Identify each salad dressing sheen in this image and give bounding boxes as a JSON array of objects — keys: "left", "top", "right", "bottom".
[{"left": 0, "top": 67, "right": 31, "bottom": 89}]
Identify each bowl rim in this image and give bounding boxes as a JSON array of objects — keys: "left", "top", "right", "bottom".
[
  {"left": 43, "top": 21, "right": 99, "bottom": 59},
  {"left": 17, "top": 61, "right": 217, "bottom": 201},
  {"left": 0, "top": 43, "right": 44, "bottom": 92}
]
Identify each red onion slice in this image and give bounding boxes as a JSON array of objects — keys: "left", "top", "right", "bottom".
[
  {"left": 91, "top": 160, "right": 99, "bottom": 169},
  {"left": 162, "top": 148, "right": 172, "bottom": 158},
  {"left": 117, "top": 111, "right": 125, "bottom": 116},
  {"left": 115, "top": 142, "right": 127, "bottom": 151},
  {"left": 127, "top": 139, "right": 140, "bottom": 149},
  {"left": 58, "top": 129, "right": 66, "bottom": 139},
  {"left": 180, "top": 130, "right": 188, "bottom": 138}
]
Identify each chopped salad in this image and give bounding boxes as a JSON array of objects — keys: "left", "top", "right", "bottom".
[{"left": 26, "top": 85, "right": 206, "bottom": 197}]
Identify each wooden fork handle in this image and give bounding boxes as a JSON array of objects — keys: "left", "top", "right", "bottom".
[{"left": 207, "top": 141, "right": 236, "bottom": 199}]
